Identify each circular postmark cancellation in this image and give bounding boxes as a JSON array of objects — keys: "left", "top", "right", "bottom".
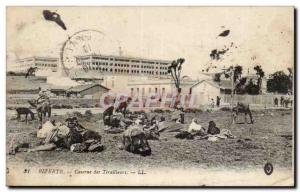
[
  {"left": 60, "top": 29, "right": 105, "bottom": 77},
  {"left": 264, "top": 162, "right": 274, "bottom": 176}
]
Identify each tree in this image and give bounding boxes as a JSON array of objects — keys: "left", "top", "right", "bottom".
[
  {"left": 233, "top": 65, "right": 243, "bottom": 83},
  {"left": 223, "top": 65, "right": 243, "bottom": 94},
  {"left": 245, "top": 79, "right": 259, "bottom": 95},
  {"left": 213, "top": 73, "right": 221, "bottom": 82},
  {"left": 254, "top": 65, "right": 265, "bottom": 94},
  {"left": 267, "top": 71, "right": 292, "bottom": 94},
  {"left": 223, "top": 65, "right": 243, "bottom": 82},
  {"left": 235, "top": 77, "right": 247, "bottom": 94},
  {"left": 167, "top": 58, "right": 185, "bottom": 92},
  {"left": 287, "top": 67, "right": 293, "bottom": 92}
]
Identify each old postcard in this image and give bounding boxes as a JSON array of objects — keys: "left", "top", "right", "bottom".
[{"left": 6, "top": 6, "right": 294, "bottom": 186}]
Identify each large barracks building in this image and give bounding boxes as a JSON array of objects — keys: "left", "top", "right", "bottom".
[{"left": 75, "top": 54, "right": 171, "bottom": 78}]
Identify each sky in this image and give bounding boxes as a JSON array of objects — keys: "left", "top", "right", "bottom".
[{"left": 6, "top": 6, "right": 294, "bottom": 78}]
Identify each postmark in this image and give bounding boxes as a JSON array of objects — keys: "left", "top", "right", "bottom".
[{"left": 60, "top": 29, "right": 105, "bottom": 76}]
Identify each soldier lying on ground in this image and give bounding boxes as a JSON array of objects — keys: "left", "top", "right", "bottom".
[
  {"left": 176, "top": 120, "right": 232, "bottom": 140},
  {"left": 28, "top": 117, "right": 104, "bottom": 153}
]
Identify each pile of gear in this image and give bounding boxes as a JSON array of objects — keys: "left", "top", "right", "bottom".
[
  {"left": 103, "top": 109, "right": 162, "bottom": 140},
  {"left": 175, "top": 119, "right": 235, "bottom": 141},
  {"left": 29, "top": 117, "right": 104, "bottom": 153},
  {"left": 118, "top": 126, "right": 152, "bottom": 156}
]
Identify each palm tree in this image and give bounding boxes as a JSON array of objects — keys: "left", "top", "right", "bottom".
[
  {"left": 254, "top": 65, "right": 265, "bottom": 94},
  {"left": 167, "top": 58, "right": 185, "bottom": 92}
]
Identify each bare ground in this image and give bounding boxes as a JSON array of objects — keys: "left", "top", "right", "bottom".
[{"left": 6, "top": 109, "right": 293, "bottom": 170}]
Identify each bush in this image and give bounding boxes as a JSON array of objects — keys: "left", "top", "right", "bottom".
[
  {"left": 152, "top": 108, "right": 164, "bottom": 113},
  {"left": 52, "top": 104, "right": 61, "bottom": 109},
  {"left": 72, "top": 111, "right": 83, "bottom": 118},
  {"left": 184, "top": 108, "right": 203, "bottom": 113},
  {"left": 52, "top": 104, "right": 73, "bottom": 109},
  {"left": 133, "top": 110, "right": 146, "bottom": 115},
  {"left": 79, "top": 103, "right": 89, "bottom": 108},
  {"left": 220, "top": 107, "right": 231, "bottom": 111},
  {"left": 64, "top": 104, "right": 73, "bottom": 109},
  {"left": 84, "top": 110, "right": 93, "bottom": 117}
]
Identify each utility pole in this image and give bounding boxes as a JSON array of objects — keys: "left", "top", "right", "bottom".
[
  {"left": 222, "top": 65, "right": 235, "bottom": 108},
  {"left": 231, "top": 67, "right": 234, "bottom": 108}
]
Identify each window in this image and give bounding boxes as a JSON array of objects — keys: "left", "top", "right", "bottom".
[
  {"left": 142, "top": 88, "right": 145, "bottom": 96},
  {"left": 155, "top": 88, "right": 158, "bottom": 93},
  {"left": 131, "top": 88, "right": 134, "bottom": 96},
  {"left": 149, "top": 88, "right": 151, "bottom": 93}
]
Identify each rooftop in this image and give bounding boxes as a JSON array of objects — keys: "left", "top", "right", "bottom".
[
  {"left": 191, "top": 79, "right": 233, "bottom": 90},
  {"left": 75, "top": 54, "right": 172, "bottom": 64},
  {"left": 68, "top": 83, "right": 109, "bottom": 93}
]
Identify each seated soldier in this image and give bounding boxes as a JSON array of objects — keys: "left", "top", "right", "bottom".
[{"left": 207, "top": 121, "right": 220, "bottom": 135}]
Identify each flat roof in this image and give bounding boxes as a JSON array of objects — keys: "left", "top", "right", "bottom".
[{"left": 75, "top": 54, "right": 172, "bottom": 64}]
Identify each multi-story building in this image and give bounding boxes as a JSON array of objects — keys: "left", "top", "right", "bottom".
[
  {"left": 10, "top": 57, "right": 58, "bottom": 72},
  {"left": 75, "top": 54, "right": 171, "bottom": 78}
]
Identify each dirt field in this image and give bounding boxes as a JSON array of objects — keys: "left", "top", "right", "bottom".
[{"left": 6, "top": 109, "right": 293, "bottom": 170}]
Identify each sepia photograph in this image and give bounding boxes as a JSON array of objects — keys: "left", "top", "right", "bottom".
[{"left": 5, "top": 6, "right": 295, "bottom": 186}]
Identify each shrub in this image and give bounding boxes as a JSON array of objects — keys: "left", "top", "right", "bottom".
[
  {"left": 133, "top": 110, "right": 146, "bottom": 115},
  {"left": 79, "top": 103, "right": 89, "bottom": 108},
  {"left": 184, "top": 108, "right": 203, "bottom": 113},
  {"left": 152, "top": 108, "right": 164, "bottom": 113},
  {"left": 52, "top": 104, "right": 73, "bottom": 109},
  {"left": 84, "top": 110, "right": 93, "bottom": 117},
  {"left": 220, "top": 107, "right": 231, "bottom": 111},
  {"left": 72, "top": 111, "right": 83, "bottom": 118}
]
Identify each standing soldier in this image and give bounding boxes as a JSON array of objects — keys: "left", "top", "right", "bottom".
[
  {"left": 216, "top": 96, "right": 221, "bottom": 107},
  {"left": 280, "top": 96, "right": 284, "bottom": 107},
  {"left": 274, "top": 97, "right": 278, "bottom": 107}
]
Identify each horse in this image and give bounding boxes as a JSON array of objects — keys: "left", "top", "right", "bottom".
[
  {"left": 283, "top": 97, "right": 292, "bottom": 108},
  {"left": 232, "top": 102, "right": 254, "bottom": 124},
  {"left": 28, "top": 100, "right": 51, "bottom": 122},
  {"left": 16, "top": 107, "right": 35, "bottom": 123}
]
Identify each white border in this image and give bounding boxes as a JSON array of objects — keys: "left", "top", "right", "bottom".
[{"left": 1, "top": 0, "right": 298, "bottom": 191}]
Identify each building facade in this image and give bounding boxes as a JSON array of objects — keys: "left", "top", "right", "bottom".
[
  {"left": 127, "top": 77, "right": 197, "bottom": 98},
  {"left": 75, "top": 54, "right": 171, "bottom": 78},
  {"left": 11, "top": 57, "right": 58, "bottom": 72},
  {"left": 190, "top": 80, "right": 221, "bottom": 106},
  {"left": 67, "top": 83, "right": 110, "bottom": 99}
]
